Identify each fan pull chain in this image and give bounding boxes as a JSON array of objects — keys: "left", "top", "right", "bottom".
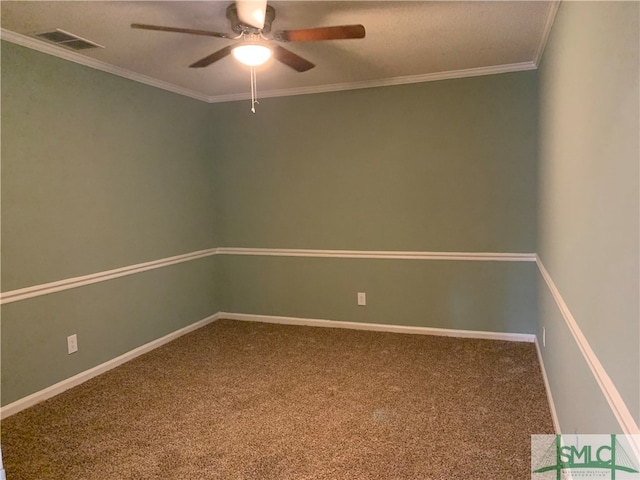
[{"left": 250, "top": 66, "right": 259, "bottom": 113}]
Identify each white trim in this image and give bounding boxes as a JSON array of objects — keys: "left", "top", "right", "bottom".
[
  {"left": 536, "top": 256, "right": 640, "bottom": 436},
  {"left": 216, "top": 247, "right": 536, "bottom": 262},
  {"left": 534, "top": 336, "right": 561, "bottom": 434},
  {"left": 0, "top": 248, "right": 217, "bottom": 305},
  {"left": 0, "top": 248, "right": 536, "bottom": 304},
  {"left": 1, "top": 27, "right": 536, "bottom": 104},
  {"left": 1, "top": 28, "right": 536, "bottom": 105},
  {"left": 0, "top": 445, "right": 4, "bottom": 480},
  {"left": 219, "top": 312, "right": 536, "bottom": 343},
  {"left": 0, "top": 314, "right": 221, "bottom": 419},
  {"left": 0, "top": 310, "right": 535, "bottom": 419},
  {"left": 2, "top": 245, "right": 635, "bottom": 443},
  {"left": 534, "top": 1, "right": 561, "bottom": 67},
  {"left": 0, "top": 29, "right": 210, "bottom": 103},
  {"left": 0, "top": 28, "right": 538, "bottom": 104},
  {"left": 206, "top": 62, "right": 537, "bottom": 103}
]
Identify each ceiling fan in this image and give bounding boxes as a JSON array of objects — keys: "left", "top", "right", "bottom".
[{"left": 131, "top": 0, "right": 366, "bottom": 72}]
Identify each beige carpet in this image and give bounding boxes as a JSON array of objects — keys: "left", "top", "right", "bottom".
[{"left": 1, "top": 319, "right": 554, "bottom": 479}]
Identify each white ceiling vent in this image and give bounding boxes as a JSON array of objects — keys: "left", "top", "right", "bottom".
[{"left": 34, "top": 29, "right": 104, "bottom": 51}]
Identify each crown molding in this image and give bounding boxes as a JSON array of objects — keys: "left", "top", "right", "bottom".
[
  {"left": 534, "top": 1, "right": 561, "bottom": 67},
  {"left": 2, "top": 28, "right": 536, "bottom": 105},
  {"left": 207, "top": 61, "right": 537, "bottom": 103},
  {"left": 0, "top": 28, "right": 210, "bottom": 103}
]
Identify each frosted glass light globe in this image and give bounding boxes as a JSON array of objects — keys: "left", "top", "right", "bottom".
[{"left": 233, "top": 44, "right": 272, "bottom": 66}]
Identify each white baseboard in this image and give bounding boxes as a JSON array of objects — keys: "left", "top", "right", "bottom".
[
  {"left": 536, "top": 257, "right": 640, "bottom": 437},
  {"left": 218, "top": 312, "right": 536, "bottom": 343},
  {"left": 0, "top": 314, "right": 220, "bottom": 419},
  {"left": 534, "top": 336, "right": 561, "bottom": 434},
  {"left": 1, "top": 311, "right": 536, "bottom": 419},
  {"left": 0, "top": 444, "right": 4, "bottom": 480}
]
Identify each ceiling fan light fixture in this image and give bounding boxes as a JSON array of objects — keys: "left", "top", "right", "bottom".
[
  {"left": 251, "top": 8, "right": 265, "bottom": 27},
  {"left": 232, "top": 44, "right": 272, "bottom": 66}
]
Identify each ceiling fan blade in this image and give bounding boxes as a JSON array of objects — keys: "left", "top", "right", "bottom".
[
  {"left": 273, "top": 46, "right": 315, "bottom": 72},
  {"left": 131, "top": 23, "right": 230, "bottom": 39},
  {"left": 189, "top": 45, "right": 234, "bottom": 68},
  {"left": 235, "top": 0, "right": 267, "bottom": 29},
  {"left": 274, "top": 24, "right": 365, "bottom": 43}
]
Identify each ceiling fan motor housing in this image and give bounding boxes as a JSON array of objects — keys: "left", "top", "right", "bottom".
[
  {"left": 131, "top": 4, "right": 364, "bottom": 73},
  {"left": 226, "top": 4, "right": 276, "bottom": 35}
]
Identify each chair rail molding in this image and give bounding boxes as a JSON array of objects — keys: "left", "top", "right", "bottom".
[{"left": 1, "top": 248, "right": 535, "bottom": 305}]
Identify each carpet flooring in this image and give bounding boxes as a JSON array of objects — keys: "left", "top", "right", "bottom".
[{"left": 1, "top": 319, "right": 554, "bottom": 479}]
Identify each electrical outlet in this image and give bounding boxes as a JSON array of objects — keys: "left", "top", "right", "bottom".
[
  {"left": 543, "top": 327, "right": 546, "bottom": 347},
  {"left": 67, "top": 334, "right": 78, "bottom": 354},
  {"left": 357, "top": 292, "right": 366, "bottom": 306}
]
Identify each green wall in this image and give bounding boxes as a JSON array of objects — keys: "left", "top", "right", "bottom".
[
  {"left": 2, "top": 42, "right": 540, "bottom": 406},
  {"left": 212, "top": 74, "right": 538, "bottom": 252},
  {"left": 219, "top": 255, "right": 537, "bottom": 334},
  {"left": 1, "top": 42, "right": 218, "bottom": 291},
  {"left": 1, "top": 42, "right": 221, "bottom": 405},
  {"left": 212, "top": 73, "right": 540, "bottom": 334},
  {"left": 3, "top": 2, "right": 637, "bottom": 438},
  {"left": 537, "top": 1, "right": 639, "bottom": 431},
  {"left": 1, "top": 258, "right": 220, "bottom": 405}
]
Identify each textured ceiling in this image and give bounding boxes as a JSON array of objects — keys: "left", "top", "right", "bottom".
[{"left": 1, "top": 1, "right": 557, "bottom": 102}]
